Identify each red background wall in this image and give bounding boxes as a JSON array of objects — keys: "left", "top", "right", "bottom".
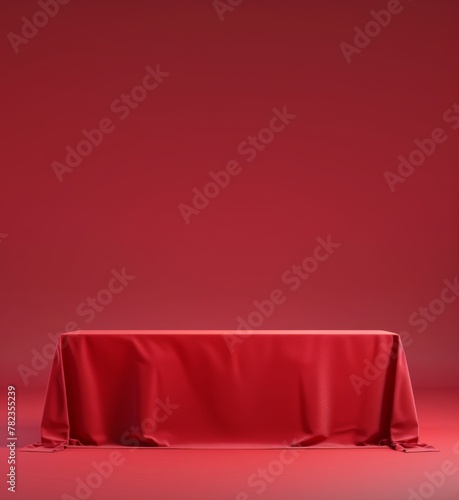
[{"left": 1, "top": 0, "right": 458, "bottom": 389}]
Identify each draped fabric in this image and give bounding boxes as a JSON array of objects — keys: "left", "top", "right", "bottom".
[{"left": 24, "top": 330, "right": 437, "bottom": 452}]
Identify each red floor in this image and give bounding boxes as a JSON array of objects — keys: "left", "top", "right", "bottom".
[{"left": 2, "top": 388, "right": 459, "bottom": 499}]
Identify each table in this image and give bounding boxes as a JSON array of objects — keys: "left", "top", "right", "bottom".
[{"left": 26, "top": 330, "right": 436, "bottom": 452}]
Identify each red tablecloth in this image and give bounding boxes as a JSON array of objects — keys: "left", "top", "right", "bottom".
[{"left": 26, "top": 330, "right": 436, "bottom": 452}]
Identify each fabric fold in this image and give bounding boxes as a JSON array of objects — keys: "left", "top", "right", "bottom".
[{"left": 22, "top": 330, "right": 436, "bottom": 453}]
